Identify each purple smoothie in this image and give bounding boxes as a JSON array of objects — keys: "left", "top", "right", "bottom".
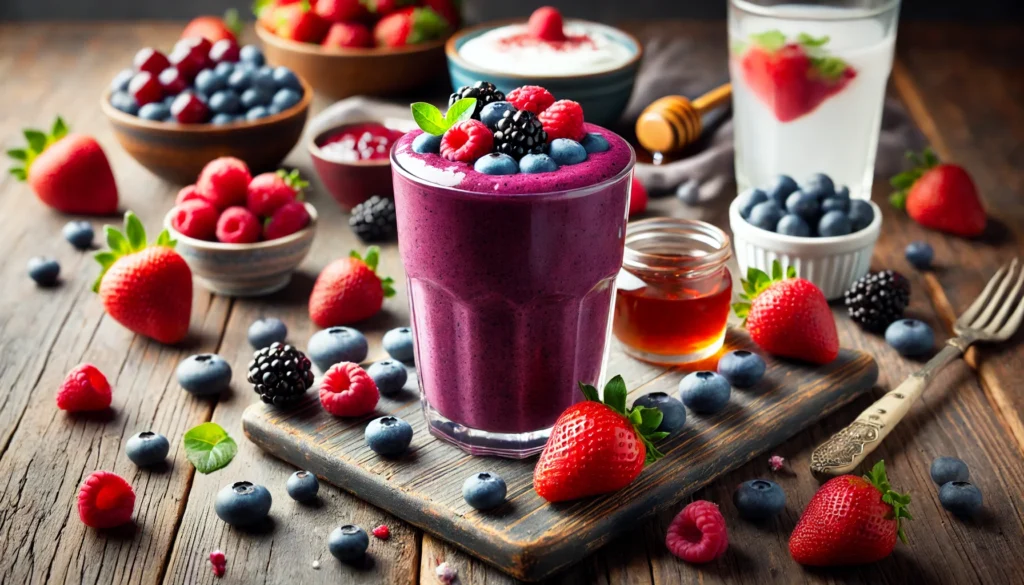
[{"left": 391, "top": 124, "right": 634, "bottom": 456}]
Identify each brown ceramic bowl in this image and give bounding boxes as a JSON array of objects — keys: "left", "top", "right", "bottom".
[
  {"left": 309, "top": 122, "right": 402, "bottom": 210},
  {"left": 101, "top": 77, "right": 312, "bottom": 184},
  {"left": 256, "top": 23, "right": 448, "bottom": 100}
]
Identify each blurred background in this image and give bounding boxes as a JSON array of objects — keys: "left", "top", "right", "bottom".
[{"left": 2, "top": 0, "right": 1022, "bottom": 21}]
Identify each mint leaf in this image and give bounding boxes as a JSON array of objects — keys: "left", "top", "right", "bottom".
[
  {"left": 183, "top": 422, "right": 238, "bottom": 474},
  {"left": 445, "top": 97, "right": 477, "bottom": 126},
  {"left": 411, "top": 102, "right": 448, "bottom": 136},
  {"left": 603, "top": 375, "right": 628, "bottom": 415},
  {"left": 749, "top": 30, "right": 786, "bottom": 52}
]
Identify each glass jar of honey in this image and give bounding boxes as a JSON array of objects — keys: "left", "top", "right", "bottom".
[{"left": 613, "top": 218, "right": 733, "bottom": 365}]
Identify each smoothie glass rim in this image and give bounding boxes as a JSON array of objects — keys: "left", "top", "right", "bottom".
[{"left": 730, "top": 0, "right": 900, "bottom": 20}]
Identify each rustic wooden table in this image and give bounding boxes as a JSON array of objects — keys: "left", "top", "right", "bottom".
[{"left": 1, "top": 20, "right": 1022, "bottom": 585}]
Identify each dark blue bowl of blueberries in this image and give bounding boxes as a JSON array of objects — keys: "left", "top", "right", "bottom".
[{"left": 101, "top": 42, "right": 310, "bottom": 184}]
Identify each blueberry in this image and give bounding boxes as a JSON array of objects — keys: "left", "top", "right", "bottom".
[
  {"left": 241, "top": 87, "right": 272, "bottom": 109},
  {"left": 239, "top": 44, "right": 265, "bottom": 66},
  {"left": 834, "top": 185, "right": 850, "bottom": 200},
  {"left": 110, "top": 91, "right": 139, "bottom": 115},
  {"left": 717, "top": 350, "right": 766, "bottom": 388},
  {"left": 227, "top": 68, "right": 254, "bottom": 91},
  {"left": 474, "top": 152, "right": 519, "bottom": 175},
  {"left": 215, "top": 481, "right": 272, "bottom": 527},
  {"left": 632, "top": 392, "right": 686, "bottom": 434},
  {"left": 176, "top": 354, "right": 232, "bottom": 396},
  {"left": 271, "top": 66, "right": 301, "bottom": 91},
  {"left": 548, "top": 139, "right": 587, "bottom": 165},
  {"left": 63, "top": 220, "right": 94, "bottom": 249},
  {"left": 519, "top": 153, "right": 559, "bottom": 174},
  {"left": 329, "top": 525, "right": 368, "bottom": 563},
  {"left": 679, "top": 371, "right": 731, "bottom": 414},
  {"left": 817, "top": 210, "right": 852, "bottom": 237},
  {"left": 776, "top": 214, "right": 811, "bottom": 237},
  {"left": 125, "top": 431, "right": 170, "bottom": 467},
  {"left": 462, "top": 472, "right": 507, "bottom": 510},
  {"left": 382, "top": 327, "right": 415, "bottom": 362},
  {"left": 211, "top": 113, "right": 236, "bottom": 125},
  {"left": 248, "top": 317, "right": 287, "bottom": 349},
  {"left": 195, "top": 68, "right": 226, "bottom": 95},
  {"left": 364, "top": 416, "right": 414, "bottom": 456},
  {"left": 138, "top": 102, "right": 170, "bottom": 121},
  {"left": 733, "top": 479, "right": 786, "bottom": 521},
  {"left": 848, "top": 199, "right": 874, "bottom": 232},
  {"left": 931, "top": 456, "right": 970, "bottom": 485},
  {"left": 480, "top": 101, "right": 516, "bottom": 129},
  {"left": 245, "top": 106, "right": 270, "bottom": 121},
  {"left": 367, "top": 360, "right": 408, "bottom": 397},
  {"left": 581, "top": 132, "right": 610, "bottom": 153},
  {"left": 163, "top": 95, "right": 176, "bottom": 108},
  {"left": 308, "top": 327, "right": 368, "bottom": 372},
  {"left": 747, "top": 201, "right": 784, "bottom": 232},
  {"left": 110, "top": 68, "right": 134, "bottom": 92},
  {"left": 885, "top": 319, "right": 934, "bottom": 356},
  {"left": 271, "top": 88, "right": 301, "bottom": 111},
  {"left": 801, "top": 173, "right": 835, "bottom": 198},
  {"left": 785, "top": 190, "right": 820, "bottom": 222},
  {"left": 412, "top": 133, "right": 441, "bottom": 154},
  {"left": 820, "top": 196, "right": 850, "bottom": 214},
  {"left": 209, "top": 90, "right": 241, "bottom": 114},
  {"left": 676, "top": 179, "right": 700, "bottom": 205},
  {"left": 214, "top": 61, "right": 235, "bottom": 78},
  {"left": 765, "top": 174, "right": 799, "bottom": 206},
  {"left": 286, "top": 470, "right": 320, "bottom": 502},
  {"left": 939, "top": 481, "right": 983, "bottom": 518},
  {"left": 252, "top": 66, "right": 277, "bottom": 91},
  {"left": 737, "top": 188, "right": 768, "bottom": 219},
  {"left": 905, "top": 241, "right": 934, "bottom": 269},
  {"left": 27, "top": 256, "right": 60, "bottom": 286}
]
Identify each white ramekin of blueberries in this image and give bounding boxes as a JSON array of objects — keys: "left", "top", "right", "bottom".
[{"left": 729, "top": 173, "right": 882, "bottom": 301}]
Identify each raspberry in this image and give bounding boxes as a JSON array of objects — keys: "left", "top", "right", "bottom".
[
  {"left": 264, "top": 200, "right": 311, "bottom": 240},
  {"left": 538, "top": 100, "right": 585, "bottom": 142},
  {"left": 319, "top": 362, "right": 379, "bottom": 417},
  {"left": 769, "top": 454, "right": 786, "bottom": 472},
  {"left": 197, "top": 156, "right": 251, "bottom": 209},
  {"left": 372, "top": 524, "right": 390, "bottom": 540},
  {"left": 209, "top": 550, "right": 227, "bottom": 578},
  {"left": 175, "top": 184, "right": 208, "bottom": 206},
  {"left": 246, "top": 172, "right": 299, "bottom": 217},
  {"left": 77, "top": 470, "right": 135, "bottom": 528},
  {"left": 527, "top": 6, "right": 567, "bottom": 42},
  {"left": 440, "top": 120, "right": 493, "bottom": 163},
  {"left": 56, "top": 363, "right": 112, "bottom": 412},
  {"left": 665, "top": 500, "right": 728, "bottom": 564},
  {"left": 216, "top": 206, "right": 261, "bottom": 244},
  {"left": 507, "top": 85, "right": 555, "bottom": 114},
  {"left": 170, "top": 199, "right": 219, "bottom": 240}
]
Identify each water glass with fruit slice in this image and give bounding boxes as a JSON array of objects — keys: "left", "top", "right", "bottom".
[{"left": 729, "top": 0, "right": 900, "bottom": 199}]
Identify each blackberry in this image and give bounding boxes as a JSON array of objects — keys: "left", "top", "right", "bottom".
[
  {"left": 449, "top": 81, "right": 505, "bottom": 119},
  {"left": 247, "top": 342, "right": 315, "bottom": 407},
  {"left": 349, "top": 195, "right": 397, "bottom": 242},
  {"left": 844, "top": 270, "right": 911, "bottom": 332},
  {"left": 493, "top": 110, "right": 547, "bottom": 160}
]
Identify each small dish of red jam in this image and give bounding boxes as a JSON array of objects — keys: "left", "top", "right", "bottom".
[
  {"left": 316, "top": 122, "right": 405, "bottom": 163},
  {"left": 613, "top": 218, "right": 732, "bottom": 365}
]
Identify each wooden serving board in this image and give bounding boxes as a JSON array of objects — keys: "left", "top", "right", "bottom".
[{"left": 242, "top": 329, "right": 877, "bottom": 582}]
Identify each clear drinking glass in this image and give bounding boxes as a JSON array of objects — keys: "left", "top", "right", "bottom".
[{"left": 729, "top": 0, "right": 900, "bottom": 199}]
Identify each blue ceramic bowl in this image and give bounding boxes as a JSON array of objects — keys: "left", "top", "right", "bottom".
[{"left": 445, "top": 20, "right": 642, "bottom": 128}]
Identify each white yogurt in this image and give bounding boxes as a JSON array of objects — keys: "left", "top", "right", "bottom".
[{"left": 458, "top": 21, "right": 635, "bottom": 76}]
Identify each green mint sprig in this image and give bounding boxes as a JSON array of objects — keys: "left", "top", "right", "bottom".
[
  {"left": 410, "top": 98, "right": 477, "bottom": 136},
  {"left": 183, "top": 422, "right": 238, "bottom": 474}
]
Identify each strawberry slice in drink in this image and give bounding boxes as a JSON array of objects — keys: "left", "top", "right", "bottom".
[{"left": 739, "top": 30, "right": 856, "bottom": 123}]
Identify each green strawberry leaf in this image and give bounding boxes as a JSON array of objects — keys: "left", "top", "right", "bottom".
[
  {"left": 579, "top": 382, "right": 600, "bottom": 403},
  {"left": 105, "top": 226, "right": 131, "bottom": 255},
  {"left": 252, "top": 0, "right": 273, "bottom": 17},
  {"left": 889, "top": 147, "right": 940, "bottom": 213},
  {"left": 732, "top": 302, "right": 750, "bottom": 321},
  {"left": 124, "top": 212, "right": 147, "bottom": 252},
  {"left": 276, "top": 168, "right": 309, "bottom": 193},
  {"left": 603, "top": 375, "right": 628, "bottom": 415},
  {"left": 577, "top": 376, "right": 667, "bottom": 466},
  {"left": 409, "top": 7, "right": 451, "bottom": 44},
  {"left": 771, "top": 261, "right": 782, "bottom": 281},
  {"left": 749, "top": 30, "right": 786, "bottom": 52},
  {"left": 411, "top": 102, "right": 448, "bottom": 136},
  {"left": 362, "top": 245, "right": 380, "bottom": 271},
  {"left": 8, "top": 167, "right": 26, "bottom": 181},
  {"left": 51, "top": 117, "right": 68, "bottom": 142},
  {"left": 445, "top": 97, "right": 477, "bottom": 126},
  {"left": 636, "top": 406, "right": 664, "bottom": 434},
  {"left": 797, "top": 32, "right": 830, "bottom": 48},
  {"left": 381, "top": 276, "right": 396, "bottom": 298},
  {"left": 223, "top": 8, "right": 243, "bottom": 38},
  {"left": 94, "top": 251, "right": 117, "bottom": 271},
  {"left": 733, "top": 260, "right": 797, "bottom": 325},
  {"left": 863, "top": 460, "right": 913, "bottom": 544},
  {"left": 23, "top": 130, "right": 47, "bottom": 154},
  {"left": 155, "top": 229, "right": 176, "bottom": 248},
  {"left": 93, "top": 211, "right": 171, "bottom": 293},
  {"left": 6, "top": 148, "right": 27, "bottom": 161},
  {"left": 183, "top": 422, "right": 238, "bottom": 474}
]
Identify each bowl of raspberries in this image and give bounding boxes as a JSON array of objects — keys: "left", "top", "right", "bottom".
[
  {"left": 164, "top": 157, "right": 316, "bottom": 296},
  {"left": 254, "top": 0, "right": 459, "bottom": 100},
  {"left": 102, "top": 40, "right": 310, "bottom": 184}
]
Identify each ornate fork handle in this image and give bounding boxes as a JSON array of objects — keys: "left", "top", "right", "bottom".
[{"left": 810, "top": 342, "right": 968, "bottom": 477}]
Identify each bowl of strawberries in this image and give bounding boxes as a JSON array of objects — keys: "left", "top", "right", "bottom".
[
  {"left": 253, "top": 0, "right": 458, "bottom": 100},
  {"left": 164, "top": 157, "right": 317, "bottom": 296}
]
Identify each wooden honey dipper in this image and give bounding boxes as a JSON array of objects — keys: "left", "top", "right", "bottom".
[{"left": 635, "top": 83, "right": 732, "bottom": 155}]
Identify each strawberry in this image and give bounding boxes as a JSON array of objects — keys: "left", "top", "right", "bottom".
[
  {"left": 527, "top": 6, "right": 567, "bottom": 42},
  {"left": 246, "top": 169, "right": 307, "bottom": 216},
  {"left": 790, "top": 460, "right": 912, "bottom": 566},
  {"left": 373, "top": 7, "right": 449, "bottom": 48},
  {"left": 181, "top": 9, "right": 242, "bottom": 44},
  {"left": 420, "top": 0, "right": 460, "bottom": 29},
  {"left": 93, "top": 212, "right": 193, "bottom": 344},
  {"left": 315, "top": 0, "right": 368, "bottom": 22},
  {"left": 628, "top": 175, "right": 647, "bottom": 217},
  {"left": 7, "top": 117, "right": 119, "bottom": 215},
  {"left": 890, "top": 148, "right": 986, "bottom": 237},
  {"left": 533, "top": 376, "right": 666, "bottom": 502},
  {"left": 275, "top": 1, "right": 330, "bottom": 43},
  {"left": 263, "top": 200, "right": 311, "bottom": 240},
  {"left": 309, "top": 246, "right": 396, "bottom": 327},
  {"left": 363, "top": 0, "right": 413, "bottom": 17},
  {"left": 732, "top": 261, "right": 839, "bottom": 365},
  {"left": 739, "top": 31, "right": 856, "bottom": 123},
  {"left": 322, "top": 22, "right": 374, "bottom": 49}
]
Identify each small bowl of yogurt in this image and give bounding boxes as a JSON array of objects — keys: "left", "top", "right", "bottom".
[{"left": 445, "top": 7, "right": 642, "bottom": 127}]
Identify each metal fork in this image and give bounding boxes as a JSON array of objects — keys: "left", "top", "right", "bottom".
[{"left": 811, "top": 258, "right": 1024, "bottom": 476}]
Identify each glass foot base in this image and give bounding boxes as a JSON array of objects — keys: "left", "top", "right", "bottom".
[
  {"left": 621, "top": 329, "right": 726, "bottom": 366},
  {"left": 422, "top": 400, "right": 550, "bottom": 459}
]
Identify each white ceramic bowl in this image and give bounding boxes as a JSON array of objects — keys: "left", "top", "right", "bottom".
[
  {"left": 729, "top": 198, "right": 882, "bottom": 300},
  {"left": 165, "top": 203, "right": 317, "bottom": 297}
]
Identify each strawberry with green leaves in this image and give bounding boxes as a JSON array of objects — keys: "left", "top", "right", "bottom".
[
  {"left": 733, "top": 261, "right": 839, "bottom": 365},
  {"left": 7, "top": 117, "right": 118, "bottom": 215},
  {"left": 373, "top": 6, "right": 450, "bottom": 48},
  {"left": 94, "top": 212, "right": 193, "bottom": 344},
  {"left": 790, "top": 460, "right": 912, "bottom": 566},
  {"left": 890, "top": 148, "right": 986, "bottom": 237},
  {"left": 309, "top": 246, "right": 396, "bottom": 327},
  {"left": 274, "top": 1, "right": 330, "bottom": 43},
  {"left": 533, "top": 376, "right": 667, "bottom": 502}
]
